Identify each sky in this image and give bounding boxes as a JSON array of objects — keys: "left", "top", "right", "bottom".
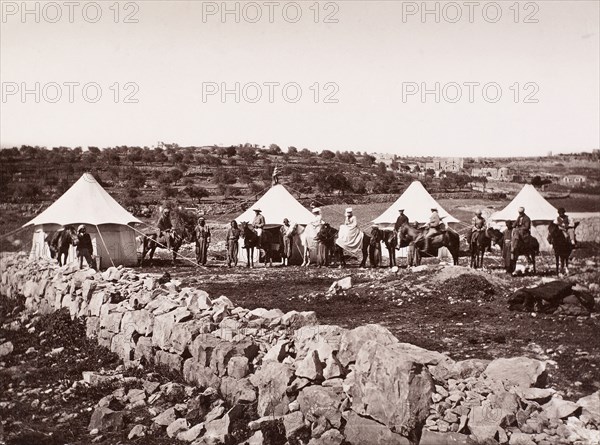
[{"left": 1, "top": 0, "right": 599, "bottom": 156}]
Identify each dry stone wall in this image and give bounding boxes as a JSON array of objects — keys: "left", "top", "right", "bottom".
[{"left": 1, "top": 252, "right": 599, "bottom": 445}]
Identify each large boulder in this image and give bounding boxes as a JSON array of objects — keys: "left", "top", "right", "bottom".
[
  {"left": 88, "top": 407, "right": 124, "bottom": 432},
  {"left": 250, "top": 362, "right": 295, "bottom": 417},
  {"left": 297, "top": 385, "right": 344, "bottom": 428},
  {"left": 484, "top": 357, "right": 546, "bottom": 389},
  {"left": 337, "top": 324, "right": 399, "bottom": 367},
  {"left": 577, "top": 390, "right": 600, "bottom": 424},
  {"left": 344, "top": 340, "right": 434, "bottom": 441},
  {"left": 294, "top": 325, "right": 347, "bottom": 360}
]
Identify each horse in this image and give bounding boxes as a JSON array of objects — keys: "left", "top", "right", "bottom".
[
  {"left": 239, "top": 222, "right": 274, "bottom": 268},
  {"left": 547, "top": 222, "right": 579, "bottom": 276},
  {"left": 315, "top": 223, "right": 340, "bottom": 267},
  {"left": 332, "top": 227, "right": 371, "bottom": 268},
  {"left": 398, "top": 223, "right": 460, "bottom": 266},
  {"left": 369, "top": 227, "right": 397, "bottom": 268},
  {"left": 469, "top": 227, "right": 504, "bottom": 269},
  {"left": 509, "top": 230, "right": 540, "bottom": 275},
  {"left": 46, "top": 225, "right": 78, "bottom": 266},
  {"left": 140, "top": 228, "right": 185, "bottom": 266}
]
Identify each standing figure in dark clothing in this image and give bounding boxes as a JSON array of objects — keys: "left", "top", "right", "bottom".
[
  {"left": 226, "top": 220, "right": 240, "bottom": 267},
  {"left": 513, "top": 206, "right": 531, "bottom": 254},
  {"left": 502, "top": 221, "right": 514, "bottom": 273},
  {"left": 157, "top": 208, "right": 173, "bottom": 250},
  {"left": 77, "top": 224, "right": 94, "bottom": 269},
  {"left": 194, "top": 217, "right": 211, "bottom": 266},
  {"left": 394, "top": 209, "right": 409, "bottom": 249},
  {"left": 280, "top": 218, "right": 294, "bottom": 266}
]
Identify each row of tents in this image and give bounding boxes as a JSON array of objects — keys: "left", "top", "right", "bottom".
[{"left": 25, "top": 173, "right": 562, "bottom": 267}]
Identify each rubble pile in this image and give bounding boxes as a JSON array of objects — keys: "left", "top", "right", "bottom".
[{"left": 1, "top": 252, "right": 599, "bottom": 445}]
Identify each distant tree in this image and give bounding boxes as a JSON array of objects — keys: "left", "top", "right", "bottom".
[
  {"left": 361, "top": 154, "right": 376, "bottom": 167},
  {"left": 127, "top": 147, "right": 143, "bottom": 166},
  {"left": 390, "top": 159, "right": 399, "bottom": 171},
  {"left": 88, "top": 146, "right": 101, "bottom": 154},
  {"left": 184, "top": 185, "right": 210, "bottom": 203},
  {"left": 377, "top": 162, "right": 387, "bottom": 174},
  {"left": 287, "top": 146, "right": 298, "bottom": 155},
  {"left": 269, "top": 144, "right": 282, "bottom": 155},
  {"left": 425, "top": 168, "right": 436, "bottom": 178},
  {"left": 320, "top": 150, "right": 335, "bottom": 160},
  {"left": 161, "top": 186, "right": 177, "bottom": 199},
  {"left": 299, "top": 148, "right": 313, "bottom": 158},
  {"left": 531, "top": 176, "right": 552, "bottom": 188}
]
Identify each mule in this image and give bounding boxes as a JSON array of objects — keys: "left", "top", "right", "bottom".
[
  {"left": 140, "top": 229, "right": 185, "bottom": 266},
  {"left": 239, "top": 222, "right": 274, "bottom": 268},
  {"left": 469, "top": 227, "right": 503, "bottom": 269},
  {"left": 369, "top": 227, "right": 397, "bottom": 268},
  {"left": 46, "top": 225, "right": 78, "bottom": 266},
  {"left": 398, "top": 223, "right": 460, "bottom": 266},
  {"left": 333, "top": 227, "right": 371, "bottom": 268},
  {"left": 547, "top": 222, "right": 579, "bottom": 276},
  {"left": 509, "top": 230, "right": 540, "bottom": 275}
]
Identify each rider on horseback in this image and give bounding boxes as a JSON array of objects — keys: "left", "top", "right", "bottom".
[
  {"left": 252, "top": 208, "right": 265, "bottom": 247},
  {"left": 556, "top": 207, "right": 576, "bottom": 247},
  {"left": 513, "top": 206, "right": 531, "bottom": 254},
  {"left": 468, "top": 210, "right": 487, "bottom": 248},
  {"left": 157, "top": 208, "right": 173, "bottom": 250},
  {"left": 423, "top": 208, "right": 443, "bottom": 253},
  {"left": 394, "top": 209, "right": 409, "bottom": 250}
]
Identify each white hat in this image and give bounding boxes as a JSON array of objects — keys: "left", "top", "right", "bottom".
[
  {"left": 312, "top": 207, "right": 321, "bottom": 214},
  {"left": 345, "top": 207, "right": 353, "bottom": 214}
]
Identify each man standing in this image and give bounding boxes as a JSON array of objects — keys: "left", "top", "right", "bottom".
[
  {"left": 556, "top": 207, "right": 575, "bottom": 246},
  {"left": 280, "top": 218, "right": 294, "bottom": 266},
  {"left": 226, "top": 220, "right": 240, "bottom": 267},
  {"left": 423, "top": 208, "right": 443, "bottom": 252},
  {"left": 252, "top": 208, "right": 265, "bottom": 247},
  {"left": 502, "top": 220, "right": 514, "bottom": 272},
  {"left": 76, "top": 225, "right": 94, "bottom": 269},
  {"left": 156, "top": 208, "right": 173, "bottom": 250},
  {"left": 394, "top": 209, "right": 409, "bottom": 249},
  {"left": 513, "top": 206, "right": 531, "bottom": 253},
  {"left": 194, "top": 217, "right": 211, "bottom": 266}
]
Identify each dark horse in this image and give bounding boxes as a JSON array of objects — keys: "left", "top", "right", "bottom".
[
  {"left": 317, "top": 224, "right": 373, "bottom": 267},
  {"left": 240, "top": 222, "right": 274, "bottom": 268},
  {"left": 140, "top": 229, "right": 186, "bottom": 266},
  {"left": 398, "top": 223, "right": 460, "bottom": 266},
  {"left": 369, "top": 227, "right": 398, "bottom": 268},
  {"left": 46, "top": 225, "right": 78, "bottom": 266},
  {"left": 509, "top": 230, "right": 540, "bottom": 275},
  {"left": 469, "top": 227, "right": 503, "bottom": 269},
  {"left": 547, "top": 222, "right": 579, "bottom": 276}
]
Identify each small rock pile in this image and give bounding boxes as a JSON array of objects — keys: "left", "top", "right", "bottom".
[{"left": 1, "top": 252, "right": 599, "bottom": 445}]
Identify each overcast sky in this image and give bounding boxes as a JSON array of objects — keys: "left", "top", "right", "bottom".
[{"left": 1, "top": 0, "right": 598, "bottom": 156}]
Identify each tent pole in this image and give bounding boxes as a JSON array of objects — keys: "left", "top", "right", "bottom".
[{"left": 95, "top": 225, "right": 116, "bottom": 268}]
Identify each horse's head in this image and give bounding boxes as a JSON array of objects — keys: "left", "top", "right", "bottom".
[
  {"left": 487, "top": 228, "right": 504, "bottom": 247},
  {"left": 239, "top": 222, "right": 251, "bottom": 238},
  {"left": 64, "top": 225, "right": 79, "bottom": 245},
  {"left": 370, "top": 226, "right": 382, "bottom": 244}
]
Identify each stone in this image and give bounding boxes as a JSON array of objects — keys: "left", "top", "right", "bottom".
[
  {"left": 419, "top": 430, "right": 472, "bottom": 444},
  {"left": 220, "top": 377, "right": 257, "bottom": 405},
  {"left": 248, "top": 307, "right": 285, "bottom": 321},
  {"left": 330, "top": 276, "right": 352, "bottom": 291},
  {"left": 542, "top": 397, "right": 580, "bottom": 419},
  {"left": 152, "top": 308, "right": 190, "bottom": 350},
  {"left": 509, "top": 432, "right": 536, "bottom": 445},
  {"left": 249, "top": 361, "right": 294, "bottom": 417},
  {"left": 281, "top": 310, "right": 318, "bottom": 328},
  {"left": 167, "top": 418, "right": 189, "bottom": 438},
  {"left": 227, "top": 356, "right": 250, "bottom": 379},
  {"left": 295, "top": 324, "right": 347, "bottom": 360},
  {"left": 484, "top": 357, "right": 546, "bottom": 389},
  {"left": 102, "top": 267, "right": 121, "bottom": 281},
  {"left": 308, "top": 428, "right": 344, "bottom": 445},
  {"left": 283, "top": 411, "right": 306, "bottom": 439},
  {"left": 295, "top": 350, "right": 324, "bottom": 381},
  {"left": 99, "top": 311, "right": 123, "bottom": 334},
  {"left": 88, "top": 291, "right": 108, "bottom": 317},
  {"left": 344, "top": 411, "right": 410, "bottom": 445},
  {"left": 0, "top": 341, "right": 14, "bottom": 357},
  {"left": 121, "top": 310, "right": 154, "bottom": 336},
  {"left": 264, "top": 340, "right": 289, "bottom": 362},
  {"left": 577, "top": 390, "right": 600, "bottom": 423},
  {"left": 297, "top": 385, "right": 344, "bottom": 428},
  {"left": 177, "top": 422, "right": 205, "bottom": 442},
  {"left": 155, "top": 350, "right": 183, "bottom": 373},
  {"left": 212, "top": 295, "right": 234, "bottom": 309},
  {"left": 128, "top": 424, "right": 147, "bottom": 439},
  {"left": 337, "top": 324, "right": 399, "bottom": 366},
  {"left": 244, "top": 430, "right": 265, "bottom": 445},
  {"left": 88, "top": 407, "right": 124, "bottom": 432},
  {"left": 187, "top": 290, "right": 212, "bottom": 312},
  {"left": 343, "top": 340, "right": 434, "bottom": 439},
  {"left": 204, "top": 413, "right": 231, "bottom": 443},
  {"left": 517, "top": 387, "right": 555, "bottom": 403},
  {"left": 134, "top": 336, "right": 153, "bottom": 363},
  {"left": 183, "top": 359, "right": 221, "bottom": 389},
  {"left": 153, "top": 407, "right": 177, "bottom": 426}
]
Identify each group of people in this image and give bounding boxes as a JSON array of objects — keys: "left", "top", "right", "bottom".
[{"left": 149, "top": 203, "right": 578, "bottom": 268}]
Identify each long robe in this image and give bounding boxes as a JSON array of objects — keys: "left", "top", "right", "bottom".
[{"left": 336, "top": 215, "right": 363, "bottom": 256}]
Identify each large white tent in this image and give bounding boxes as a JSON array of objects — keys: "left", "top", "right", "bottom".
[
  {"left": 491, "top": 184, "right": 557, "bottom": 222},
  {"left": 24, "top": 173, "right": 141, "bottom": 268},
  {"left": 491, "top": 184, "right": 558, "bottom": 252},
  {"left": 235, "top": 184, "right": 314, "bottom": 264},
  {"left": 372, "top": 181, "right": 460, "bottom": 227}
]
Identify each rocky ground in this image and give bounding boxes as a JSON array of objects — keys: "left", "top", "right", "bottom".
[{"left": 0, "top": 244, "right": 599, "bottom": 445}]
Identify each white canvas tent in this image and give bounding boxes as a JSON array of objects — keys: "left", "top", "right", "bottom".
[
  {"left": 373, "top": 181, "right": 460, "bottom": 226},
  {"left": 235, "top": 185, "right": 314, "bottom": 265},
  {"left": 491, "top": 184, "right": 557, "bottom": 251},
  {"left": 24, "top": 173, "right": 141, "bottom": 268}
]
